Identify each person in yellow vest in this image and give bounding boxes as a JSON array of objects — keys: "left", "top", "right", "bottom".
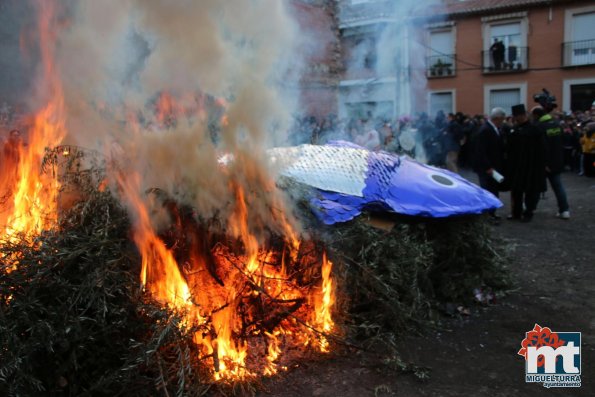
[
  {"left": 580, "top": 122, "right": 595, "bottom": 177},
  {"left": 532, "top": 106, "right": 570, "bottom": 219}
]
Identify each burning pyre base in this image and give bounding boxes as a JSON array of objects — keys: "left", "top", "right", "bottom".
[{"left": 0, "top": 158, "right": 510, "bottom": 396}]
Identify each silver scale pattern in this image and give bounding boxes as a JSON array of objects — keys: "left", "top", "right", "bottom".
[{"left": 268, "top": 145, "right": 370, "bottom": 197}]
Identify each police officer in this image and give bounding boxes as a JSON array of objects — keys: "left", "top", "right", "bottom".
[{"left": 531, "top": 106, "right": 570, "bottom": 219}]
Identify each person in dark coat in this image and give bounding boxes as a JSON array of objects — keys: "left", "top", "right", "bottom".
[
  {"left": 506, "top": 105, "right": 546, "bottom": 221},
  {"left": 475, "top": 107, "right": 507, "bottom": 219},
  {"left": 490, "top": 39, "right": 505, "bottom": 70},
  {"left": 443, "top": 113, "right": 465, "bottom": 172},
  {"left": 531, "top": 106, "right": 570, "bottom": 219}
]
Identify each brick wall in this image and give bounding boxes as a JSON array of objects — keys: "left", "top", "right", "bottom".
[{"left": 289, "top": 0, "right": 341, "bottom": 118}]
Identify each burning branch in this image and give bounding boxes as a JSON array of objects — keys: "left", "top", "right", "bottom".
[{"left": 116, "top": 176, "right": 336, "bottom": 381}]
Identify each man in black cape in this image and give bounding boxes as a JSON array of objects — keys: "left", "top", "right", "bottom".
[{"left": 506, "top": 104, "right": 546, "bottom": 221}]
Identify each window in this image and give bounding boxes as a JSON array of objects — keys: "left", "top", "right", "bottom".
[
  {"left": 490, "top": 23, "right": 521, "bottom": 49},
  {"left": 427, "top": 29, "right": 455, "bottom": 77},
  {"left": 352, "top": 36, "right": 376, "bottom": 70},
  {"left": 563, "top": 78, "right": 595, "bottom": 112},
  {"left": 482, "top": 18, "right": 528, "bottom": 73},
  {"left": 345, "top": 101, "right": 393, "bottom": 120},
  {"left": 571, "top": 12, "right": 595, "bottom": 42},
  {"left": 484, "top": 83, "right": 527, "bottom": 115},
  {"left": 570, "top": 84, "right": 595, "bottom": 111},
  {"left": 563, "top": 7, "right": 595, "bottom": 66},
  {"left": 490, "top": 89, "right": 520, "bottom": 111},
  {"left": 429, "top": 91, "right": 454, "bottom": 117}
]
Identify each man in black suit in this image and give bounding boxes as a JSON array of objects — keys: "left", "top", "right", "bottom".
[
  {"left": 474, "top": 107, "right": 507, "bottom": 219},
  {"left": 507, "top": 104, "right": 546, "bottom": 222}
]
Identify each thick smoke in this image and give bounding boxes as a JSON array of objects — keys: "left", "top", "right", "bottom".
[
  {"left": 48, "top": 0, "right": 303, "bottom": 238},
  {"left": 341, "top": 0, "right": 442, "bottom": 119},
  {"left": 0, "top": 1, "right": 37, "bottom": 106}
]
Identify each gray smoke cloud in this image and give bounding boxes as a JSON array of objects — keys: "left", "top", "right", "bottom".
[
  {"left": 0, "top": 0, "right": 37, "bottom": 106},
  {"left": 340, "top": 0, "right": 443, "bottom": 120},
  {"left": 45, "top": 0, "right": 305, "bottom": 238}
]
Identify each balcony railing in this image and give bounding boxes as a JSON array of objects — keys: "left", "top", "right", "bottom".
[
  {"left": 427, "top": 55, "right": 456, "bottom": 78},
  {"left": 562, "top": 39, "right": 595, "bottom": 67},
  {"left": 481, "top": 46, "right": 528, "bottom": 74}
]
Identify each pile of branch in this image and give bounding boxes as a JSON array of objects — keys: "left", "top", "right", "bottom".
[
  {"left": 0, "top": 190, "right": 212, "bottom": 397},
  {"left": 147, "top": 189, "right": 332, "bottom": 375},
  {"left": 0, "top": 146, "right": 216, "bottom": 397},
  {"left": 0, "top": 160, "right": 332, "bottom": 396},
  {"left": 0, "top": 151, "right": 512, "bottom": 396},
  {"left": 323, "top": 216, "right": 511, "bottom": 348}
]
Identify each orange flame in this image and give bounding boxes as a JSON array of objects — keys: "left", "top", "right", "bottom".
[
  {"left": 1, "top": 0, "right": 66, "bottom": 244},
  {"left": 154, "top": 91, "right": 185, "bottom": 128},
  {"left": 119, "top": 175, "right": 193, "bottom": 309},
  {"left": 313, "top": 253, "right": 334, "bottom": 352},
  {"left": 118, "top": 171, "right": 336, "bottom": 381}
]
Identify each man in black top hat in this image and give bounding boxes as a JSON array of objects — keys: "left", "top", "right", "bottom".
[{"left": 506, "top": 104, "right": 546, "bottom": 221}]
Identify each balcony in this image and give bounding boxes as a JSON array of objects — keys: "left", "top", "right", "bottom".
[
  {"left": 427, "top": 55, "right": 456, "bottom": 78},
  {"left": 481, "top": 46, "right": 528, "bottom": 74},
  {"left": 562, "top": 39, "right": 595, "bottom": 67}
]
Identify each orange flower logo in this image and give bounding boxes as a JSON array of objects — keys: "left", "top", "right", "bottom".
[{"left": 518, "top": 324, "right": 565, "bottom": 368}]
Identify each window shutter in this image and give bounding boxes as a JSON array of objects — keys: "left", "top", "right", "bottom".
[
  {"left": 572, "top": 12, "right": 595, "bottom": 42},
  {"left": 430, "top": 92, "right": 453, "bottom": 116},
  {"left": 489, "top": 89, "right": 520, "bottom": 113}
]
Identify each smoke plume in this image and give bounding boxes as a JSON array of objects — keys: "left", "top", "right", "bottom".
[
  {"left": 42, "top": 0, "right": 304, "bottom": 238},
  {"left": 340, "top": 0, "right": 443, "bottom": 119}
]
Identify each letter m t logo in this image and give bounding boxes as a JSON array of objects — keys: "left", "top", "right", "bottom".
[{"left": 527, "top": 343, "right": 580, "bottom": 374}]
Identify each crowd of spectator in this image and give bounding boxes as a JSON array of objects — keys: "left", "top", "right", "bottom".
[
  {"left": 2, "top": 97, "right": 595, "bottom": 180},
  {"left": 289, "top": 104, "right": 595, "bottom": 178}
]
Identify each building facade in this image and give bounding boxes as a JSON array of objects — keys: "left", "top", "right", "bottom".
[
  {"left": 420, "top": 0, "right": 595, "bottom": 116},
  {"left": 296, "top": 0, "right": 595, "bottom": 119},
  {"left": 290, "top": 0, "right": 341, "bottom": 118},
  {"left": 336, "top": 0, "right": 427, "bottom": 120}
]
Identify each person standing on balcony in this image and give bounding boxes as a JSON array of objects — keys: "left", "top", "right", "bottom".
[
  {"left": 490, "top": 39, "right": 505, "bottom": 70},
  {"left": 531, "top": 106, "right": 570, "bottom": 219}
]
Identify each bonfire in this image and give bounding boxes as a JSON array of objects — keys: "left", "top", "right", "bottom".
[
  {"left": 0, "top": 0, "right": 338, "bottom": 387},
  {"left": 0, "top": 1, "right": 509, "bottom": 396}
]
